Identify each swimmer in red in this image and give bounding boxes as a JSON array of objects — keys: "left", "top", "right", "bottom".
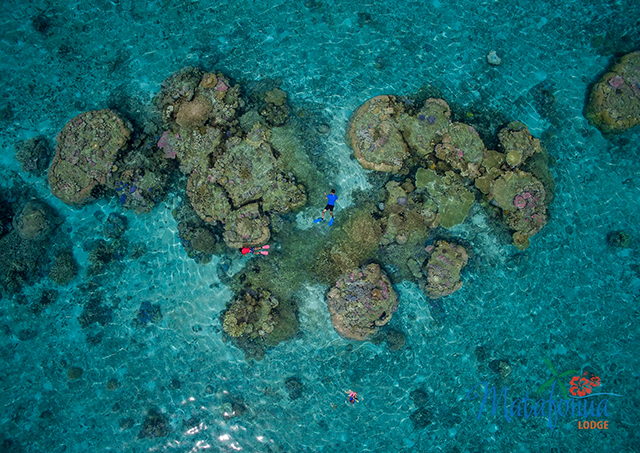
[{"left": 240, "top": 245, "right": 270, "bottom": 256}]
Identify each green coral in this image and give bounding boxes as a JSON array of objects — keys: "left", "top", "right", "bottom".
[
  {"left": 415, "top": 168, "right": 474, "bottom": 228},
  {"left": 397, "top": 97, "right": 451, "bottom": 158}
]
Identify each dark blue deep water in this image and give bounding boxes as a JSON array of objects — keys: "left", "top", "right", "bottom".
[{"left": 1, "top": 1, "right": 639, "bottom": 452}]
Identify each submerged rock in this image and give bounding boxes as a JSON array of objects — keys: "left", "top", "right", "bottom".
[{"left": 326, "top": 264, "right": 398, "bottom": 341}]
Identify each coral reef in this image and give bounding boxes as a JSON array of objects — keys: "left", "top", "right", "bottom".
[
  {"left": 155, "top": 67, "right": 242, "bottom": 130},
  {"left": 415, "top": 168, "right": 474, "bottom": 228},
  {"left": 48, "top": 110, "right": 132, "bottom": 206},
  {"left": 422, "top": 240, "right": 468, "bottom": 299},
  {"left": 222, "top": 203, "right": 271, "bottom": 248},
  {"left": 138, "top": 408, "right": 170, "bottom": 439},
  {"left": 312, "top": 204, "right": 383, "bottom": 283},
  {"left": 111, "top": 137, "right": 172, "bottom": 214},
  {"left": 489, "top": 170, "right": 547, "bottom": 249},
  {"left": 12, "top": 200, "right": 56, "bottom": 241},
  {"left": 48, "top": 250, "right": 78, "bottom": 285},
  {"left": 103, "top": 213, "right": 127, "bottom": 239},
  {"left": 221, "top": 285, "right": 298, "bottom": 360},
  {"left": 380, "top": 181, "right": 429, "bottom": 245},
  {"left": 222, "top": 289, "right": 279, "bottom": 339},
  {"left": 347, "top": 95, "right": 410, "bottom": 172},
  {"left": 434, "top": 122, "right": 485, "bottom": 178},
  {"left": 14, "top": 136, "right": 52, "bottom": 176},
  {"left": 326, "top": 263, "right": 398, "bottom": 340},
  {"left": 173, "top": 200, "right": 223, "bottom": 264},
  {"left": 585, "top": 51, "right": 640, "bottom": 134},
  {"left": 398, "top": 98, "right": 451, "bottom": 158},
  {"left": 497, "top": 121, "right": 542, "bottom": 167}
]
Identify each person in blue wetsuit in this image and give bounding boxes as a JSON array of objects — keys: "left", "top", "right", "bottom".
[{"left": 322, "top": 189, "right": 338, "bottom": 219}]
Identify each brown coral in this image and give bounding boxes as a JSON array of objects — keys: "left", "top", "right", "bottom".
[{"left": 175, "top": 94, "right": 213, "bottom": 129}]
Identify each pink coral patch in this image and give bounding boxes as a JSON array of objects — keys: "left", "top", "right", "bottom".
[
  {"left": 609, "top": 75, "right": 624, "bottom": 88},
  {"left": 514, "top": 195, "right": 526, "bottom": 209}
]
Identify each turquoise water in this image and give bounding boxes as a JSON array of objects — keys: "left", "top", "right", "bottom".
[{"left": 1, "top": 0, "right": 639, "bottom": 452}]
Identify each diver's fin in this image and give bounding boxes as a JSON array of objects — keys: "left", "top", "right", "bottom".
[
  {"left": 328, "top": 217, "right": 334, "bottom": 226},
  {"left": 313, "top": 218, "right": 323, "bottom": 223},
  {"left": 260, "top": 251, "right": 269, "bottom": 255},
  {"left": 261, "top": 245, "right": 270, "bottom": 249}
]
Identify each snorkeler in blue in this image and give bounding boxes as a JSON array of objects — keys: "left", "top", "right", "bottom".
[{"left": 314, "top": 189, "right": 337, "bottom": 225}]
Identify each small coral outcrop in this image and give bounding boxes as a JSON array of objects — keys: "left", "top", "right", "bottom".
[
  {"left": 497, "top": 121, "right": 542, "bottom": 167},
  {"left": 48, "top": 110, "right": 131, "bottom": 206},
  {"left": 12, "top": 200, "right": 55, "bottom": 241},
  {"left": 488, "top": 170, "right": 547, "bottom": 249},
  {"left": 15, "top": 137, "right": 52, "bottom": 176},
  {"left": 422, "top": 241, "right": 468, "bottom": 299},
  {"left": 585, "top": 51, "right": 640, "bottom": 134},
  {"left": 326, "top": 264, "right": 398, "bottom": 341},
  {"left": 48, "top": 250, "right": 78, "bottom": 285},
  {"left": 222, "top": 289, "right": 279, "bottom": 339}
]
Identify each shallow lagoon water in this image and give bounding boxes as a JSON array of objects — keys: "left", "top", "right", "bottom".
[{"left": 0, "top": 0, "right": 639, "bottom": 452}]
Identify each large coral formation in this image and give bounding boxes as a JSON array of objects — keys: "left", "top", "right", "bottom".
[
  {"left": 157, "top": 69, "right": 308, "bottom": 250},
  {"left": 326, "top": 264, "right": 398, "bottom": 341},
  {"left": 585, "top": 51, "right": 640, "bottom": 134},
  {"left": 173, "top": 201, "right": 223, "bottom": 264},
  {"left": 380, "top": 181, "right": 429, "bottom": 245},
  {"left": 347, "top": 95, "right": 410, "bottom": 172},
  {"left": 221, "top": 285, "right": 298, "bottom": 360},
  {"left": 156, "top": 67, "right": 242, "bottom": 130},
  {"left": 347, "top": 96, "right": 554, "bottom": 249},
  {"left": 422, "top": 241, "right": 468, "bottom": 299},
  {"left": 222, "top": 203, "right": 271, "bottom": 248},
  {"left": 435, "top": 122, "right": 485, "bottom": 178},
  {"left": 48, "top": 110, "right": 132, "bottom": 206},
  {"left": 111, "top": 137, "right": 172, "bottom": 214},
  {"left": 489, "top": 171, "right": 547, "bottom": 249}
]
